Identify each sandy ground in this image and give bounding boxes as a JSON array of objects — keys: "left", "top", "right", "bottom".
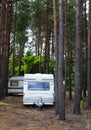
[{"left": 0, "top": 94, "right": 91, "bottom": 130}]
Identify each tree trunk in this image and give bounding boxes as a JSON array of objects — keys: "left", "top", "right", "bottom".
[
  {"left": 64, "top": 0, "right": 67, "bottom": 89},
  {"left": 88, "top": 0, "right": 91, "bottom": 107},
  {"left": 18, "top": 40, "right": 24, "bottom": 75},
  {"left": 0, "top": 10, "right": 4, "bottom": 100},
  {"left": 68, "top": 41, "right": 72, "bottom": 100},
  {"left": 82, "top": 0, "right": 87, "bottom": 97},
  {"left": 58, "top": 0, "right": 65, "bottom": 120},
  {"left": 2, "top": 0, "right": 12, "bottom": 96},
  {"left": 73, "top": 0, "right": 82, "bottom": 114},
  {"left": 53, "top": 0, "right": 59, "bottom": 114},
  {"left": 44, "top": 0, "right": 50, "bottom": 73},
  {"left": 12, "top": 0, "right": 17, "bottom": 76}
]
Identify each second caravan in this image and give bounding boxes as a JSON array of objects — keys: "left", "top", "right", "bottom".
[{"left": 8, "top": 76, "right": 24, "bottom": 95}]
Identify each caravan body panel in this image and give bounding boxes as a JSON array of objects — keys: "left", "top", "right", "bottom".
[{"left": 23, "top": 73, "right": 54, "bottom": 106}]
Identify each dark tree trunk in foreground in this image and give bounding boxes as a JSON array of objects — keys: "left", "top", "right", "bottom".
[
  {"left": 88, "top": 0, "right": 91, "bottom": 107},
  {"left": 73, "top": 0, "right": 82, "bottom": 114},
  {"left": 58, "top": 0, "right": 65, "bottom": 120},
  {"left": 0, "top": 0, "right": 7, "bottom": 99}
]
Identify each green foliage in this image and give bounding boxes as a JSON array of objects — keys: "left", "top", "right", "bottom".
[
  {"left": 11, "top": 0, "right": 31, "bottom": 55},
  {"left": 29, "top": 0, "right": 53, "bottom": 37},
  {"left": 9, "top": 54, "right": 55, "bottom": 77},
  {"left": 17, "top": 0, "right": 30, "bottom": 31},
  {"left": 80, "top": 100, "right": 86, "bottom": 108},
  {"left": 22, "top": 55, "right": 40, "bottom": 73},
  {"left": 22, "top": 55, "right": 55, "bottom": 74},
  {"left": 49, "top": 58, "right": 55, "bottom": 74},
  {"left": 8, "top": 54, "right": 20, "bottom": 77},
  {"left": 25, "top": 50, "right": 34, "bottom": 56},
  {"left": 8, "top": 55, "right": 12, "bottom": 78}
]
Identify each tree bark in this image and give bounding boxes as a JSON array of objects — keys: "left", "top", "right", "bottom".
[
  {"left": 12, "top": 0, "right": 17, "bottom": 76},
  {"left": 88, "top": 0, "right": 91, "bottom": 107},
  {"left": 83, "top": 0, "right": 88, "bottom": 97},
  {"left": 53, "top": 0, "right": 59, "bottom": 114},
  {"left": 58, "top": 0, "right": 65, "bottom": 120},
  {"left": 44, "top": 0, "right": 50, "bottom": 73},
  {"left": 73, "top": 0, "right": 82, "bottom": 114},
  {"left": 2, "top": 0, "right": 12, "bottom": 96},
  {"left": 0, "top": 10, "right": 4, "bottom": 100}
]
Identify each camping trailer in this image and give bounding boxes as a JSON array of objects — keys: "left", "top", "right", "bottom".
[
  {"left": 8, "top": 76, "right": 24, "bottom": 94},
  {"left": 23, "top": 73, "right": 54, "bottom": 107}
]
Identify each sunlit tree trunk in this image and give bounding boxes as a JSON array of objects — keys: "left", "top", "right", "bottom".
[
  {"left": 2, "top": 0, "right": 12, "bottom": 96},
  {"left": 53, "top": 0, "right": 59, "bottom": 114},
  {"left": 0, "top": 0, "right": 12, "bottom": 98}
]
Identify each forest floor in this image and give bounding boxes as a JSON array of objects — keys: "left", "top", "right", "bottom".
[{"left": 0, "top": 93, "right": 91, "bottom": 130}]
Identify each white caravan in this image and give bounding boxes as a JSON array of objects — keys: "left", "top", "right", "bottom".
[
  {"left": 8, "top": 76, "right": 24, "bottom": 94},
  {"left": 23, "top": 73, "right": 54, "bottom": 107}
]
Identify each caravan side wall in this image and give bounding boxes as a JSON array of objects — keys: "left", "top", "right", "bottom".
[{"left": 23, "top": 74, "right": 54, "bottom": 106}]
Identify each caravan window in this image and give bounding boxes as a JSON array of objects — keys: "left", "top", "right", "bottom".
[
  {"left": 10, "top": 80, "right": 19, "bottom": 87},
  {"left": 28, "top": 82, "right": 50, "bottom": 91}
]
